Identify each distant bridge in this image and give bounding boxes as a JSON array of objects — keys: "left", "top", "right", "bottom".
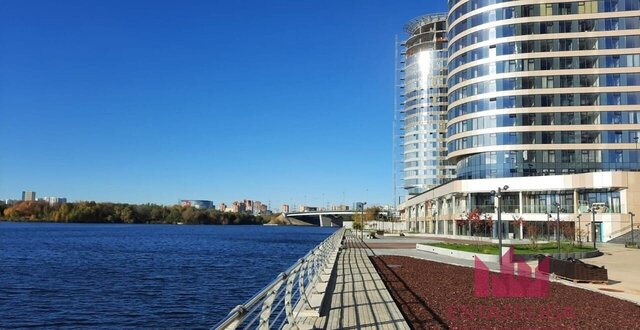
[{"left": 284, "top": 211, "right": 358, "bottom": 227}]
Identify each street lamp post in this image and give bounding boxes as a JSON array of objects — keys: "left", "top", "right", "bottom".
[
  {"left": 577, "top": 214, "right": 582, "bottom": 245},
  {"left": 361, "top": 202, "right": 367, "bottom": 240},
  {"left": 553, "top": 202, "right": 566, "bottom": 254},
  {"left": 546, "top": 213, "right": 552, "bottom": 241},
  {"left": 629, "top": 212, "right": 636, "bottom": 245},
  {"left": 491, "top": 185, "right": 509, "bottom": 264},
  {"left": 634, "top": 136, "right": 639, "bottom": 171},
  {"left": 588, "top": 206, "right": 600, "bottom": 249}
]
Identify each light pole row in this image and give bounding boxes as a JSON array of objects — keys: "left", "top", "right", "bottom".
[{"left": 491, "top": 185, "right": 509, "bottom": 264}]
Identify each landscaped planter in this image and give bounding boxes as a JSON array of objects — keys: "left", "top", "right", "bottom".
[
  {"left": 541, "top": 257, "right": 608, "bottom": 283},
  {"left": 520, "top": 250, "right": 602, "bottom": 261},
  {"left": 416, "top": 244, "right": 500, "bottom": 262},
  {"left": 417, "top": 243, "right": 602, "bottom": 262}
]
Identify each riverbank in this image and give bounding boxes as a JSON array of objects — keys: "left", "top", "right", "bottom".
[{"left": 0, "top": 200, "right": 271, "bottom": 225}]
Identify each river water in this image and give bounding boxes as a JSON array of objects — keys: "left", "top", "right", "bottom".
[{"left": 0, "top": 222, "right": 335, "bottom": 329}]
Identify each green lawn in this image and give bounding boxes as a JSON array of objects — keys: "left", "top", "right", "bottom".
[{"left": 428, "top": 242, "right": 596, "bottom": 255}]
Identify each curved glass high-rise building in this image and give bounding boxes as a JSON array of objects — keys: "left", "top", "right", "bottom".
[
  {"left": 401, "top": 13, "right": 456, "bottom": 196},
  {"left": 446, "top": 0, "right": 640, "bottom": 179},
  {"left": 399, "top": 1, "right": 640, "bottom": 242}
]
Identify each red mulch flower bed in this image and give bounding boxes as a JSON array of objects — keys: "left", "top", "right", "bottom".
[{"left": 371, "top": 256, "right": 640, "bottom": 330}]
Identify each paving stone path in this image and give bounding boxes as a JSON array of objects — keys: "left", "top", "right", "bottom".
[{"left": 312, "top": 233, "right": 410, "bottom": 330}]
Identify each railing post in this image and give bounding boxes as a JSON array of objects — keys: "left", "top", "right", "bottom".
[
  {"left": 213, "top": 228, "right": 345, "bottom": 330},
  {"left": 258, "top": 274, "right": 285, "bottom": 330},
  {"left": 284, "top": 265, "right": 301, "bottom": 329}
]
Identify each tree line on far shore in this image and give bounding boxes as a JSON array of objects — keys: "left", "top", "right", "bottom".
[{"left": 0, "top": 201, "right": 273, "bottom": 225}]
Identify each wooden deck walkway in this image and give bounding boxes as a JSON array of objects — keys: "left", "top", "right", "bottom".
[{"left": 311, "top": 233, "right": 410, "bottom": 330}]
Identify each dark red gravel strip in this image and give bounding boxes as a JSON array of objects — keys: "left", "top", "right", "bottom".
[{"left": 371, "top": 256, "right": 640, "bottom": 330}]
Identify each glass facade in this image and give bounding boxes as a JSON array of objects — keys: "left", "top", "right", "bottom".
[
  {"left": 401, "top": 14, "right": 456, "bottom": 195},
  {"left": 446, "top": 0, "right": 640, "bottom": 179}
]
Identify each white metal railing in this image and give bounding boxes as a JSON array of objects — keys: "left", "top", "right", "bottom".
[{"left": 212, "top": 228, "right": 345, "bottom": 330}]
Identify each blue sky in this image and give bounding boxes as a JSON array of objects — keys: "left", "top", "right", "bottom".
[{"left": 0, "top": 0, "right": 448, "bottom": 207}]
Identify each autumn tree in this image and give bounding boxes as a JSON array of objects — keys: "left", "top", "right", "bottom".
[{"left": 525, "top": 221, "right": 540, "bottom": 250}]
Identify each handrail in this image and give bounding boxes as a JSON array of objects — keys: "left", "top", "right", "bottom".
[{"left": 212, "top": 228, "right": 345, "bottom": 330}]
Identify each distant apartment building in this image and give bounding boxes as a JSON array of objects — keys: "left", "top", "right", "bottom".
[
  {"left": 353, "top": 202, "right": 366, "bottom": 212},
  {"left": 218, "top": 203, "right": 227, "bottom": 212},
  {"left": 331, "top": 204, "right": 350, "bottom": 211},
  {"left": 43, "top": 197, "right": 67, "bottom": 206},
  {"left": 180, "top": 200, "right": 214, "bottom": 209},
  {"left": 259, "top": 204, "right": 268, "bottom": 214},
  {"left": 254, "top": 201, "right": 262, "bottom": 214},
  {"left": 22, "top": 191, "right": 36, "bottom": 201},
  {"left": 231, "top": 201, "right": 245, "bottom": 213},
  {"left": 281, "top": 204, "right": 290, "bottom": 213},
  {"left": 299, "top": 205, "right": 319, "bottom": 212},
  {"left": 244, "top": 199, "right": 253, "bottom": 213}
]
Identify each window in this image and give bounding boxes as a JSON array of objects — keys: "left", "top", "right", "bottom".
[
  {"left": 579, "top": 57, "right": 597, "bottom": 69},
  {"left": 582, "top": 132, "right": 598, "bottom": 143},
  {"left": 580, "top": 75, "right": 598, "bottom": 87},
  {"left": 559, "top": 3, "right": 572, "bottom": 15},
  {"left": 560, "top": 21, "right": 572, "bottom": 33},
  {"left": 525, "top": 59, "right": 535, "bottom": 71},
  {"left": 581, "top": 150, "right": 599, "bottom": 162},
  {"left": 579, "top": 38, "right": 597, "bottom": 50},
  {"left": 541, "top": 58, "right": 553, "bottom": 70},
  {"left": 614, "top": 150, "right": 623, "bottom": 163},
  {"left": 579, "top": 1, "right": 598, "bottom": 14},
  {"left": 559, "top": 39, "right": 573, "bottom": 51},
  {"left": 523, "top": 113, "right": 536, "bottom": 125},
  {"left": 543, "top": 150, "right": 556, "bottom": 163},
  {"left": 522, "top": 95, "right": 535, "bottom": 107},
  {"left": 606, "top": 55, "right": 620, "bottom": 68},
  {"left": 605, "top": 18, "right": 619, "bottom": 30},
  {"left": 560, "top": 57, "right": 573, "bottom": 69},
  {"left": 561, "top": 112, "right": 575, "bottom": 124},
  {"left": 607, "top": 37, "right": 620, "bottom": 49},
  {"left": 522, "top": 77, "right": 535, "bottom": 89},
  {"left": 503, "top": 7, "right": 514, "bottom": 19},
  {"left": 607, "top": 74, "right": 621, "bottom": 86},
  {"left": 560, "top": 75, "right": 574, "bottom": 87},
  {"left": 607, "top": 93, "right": 621, "bottom": 105},
  {"left": 613, "top": 111, "right": 622, "bottom": 124},
  {"left": 540, "top": 22, "right": 553, "bottom": 34},
  {"left": 562, "top": 150, "right": 576, "bottom": 162},
  {"left": 522, "top": 5, "right": 535, "bottom": 17},
  {"left": 604, "top": 0, "right": 619, "bottom": 12},
  {"left": 561, "top": 94, "right": 575, "bottom": 106},
  {"left": 562, "top": 132, "right": 576, "bottom": 143},
  {"left": 579, "top": 20, "right": 595, "bottom": 32},
  {"left": 521, "top": 23, "right": 534, "bottom": 35},
  {"left": 613, "top": 131, "right": 622, "bottom": 143},
  {"left": 580, "top": 93, "right": 598, "bottom": 106}
]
